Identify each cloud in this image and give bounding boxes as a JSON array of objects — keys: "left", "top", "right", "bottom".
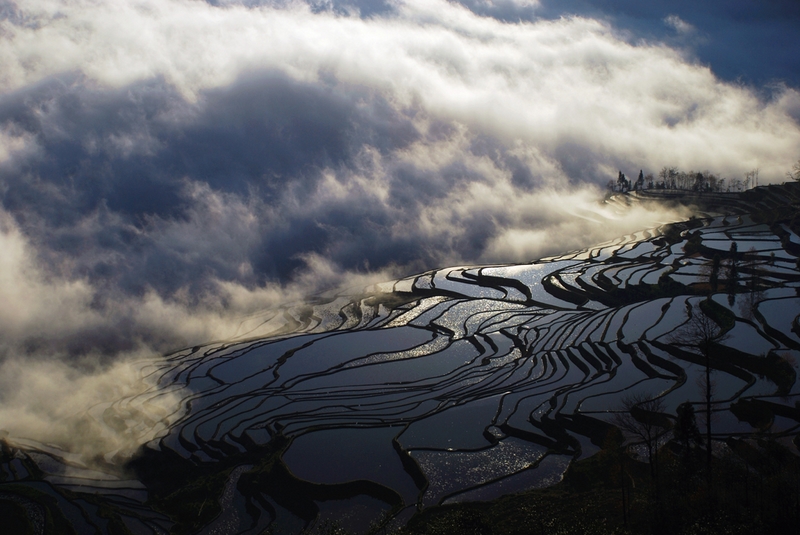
[
  {"left": 452, "top": 0, "right": 541, "bottom": 22},
  {"left": 0, "top": 203, "right": 400, "bottom": 361},
  {"left": 0, "top": 356, "right": 185, "bottom": 462},
  {"left": 0, "top": 206, "right": 398, "bottom": 459},
  {"left": 0, "top": 0, "right": 796, "bottom": 292},
  {"left": 0, "top": 0, "right": 799, "bottom": 456},
  {"left": 481, "top": 188, "right": 690, "bottom": 262},
  {"left": 664, "top": 14, "right": 695, "bottom": 34},
  {"left": 2, "top": 1, "right": 797, "bottom": 171},
  {"left": 0, "top": 0, "right": 796, "bottom": 325}
]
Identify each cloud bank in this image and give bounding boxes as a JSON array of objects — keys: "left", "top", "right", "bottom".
[{"left": 0, "top": 0, "right": 798, "bottom": 453}]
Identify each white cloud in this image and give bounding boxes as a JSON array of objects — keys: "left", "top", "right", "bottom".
[
  {"left": 0, "top": 356, "right": 185, "bottom": 461},
  {"left": 481, "top": 189, "right": 690, "bottom": 262},
  {"left": 664, "top": 14, "right": 696, "bottom": 34},
  {"left": 1, "top": 0, "right": 796, "bottom": 181}
]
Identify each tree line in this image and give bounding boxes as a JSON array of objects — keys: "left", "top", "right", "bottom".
[{"left": 609, "top": 167, "right": 761, "bottom": 193}]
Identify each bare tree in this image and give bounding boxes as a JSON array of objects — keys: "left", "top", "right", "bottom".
[
  {"left": 700, "top": 254, "right": 722, "bottom": 294},
  {"left": 674, "top": 401, "right": 702, "bottom": 471},
  {"left": 727, "top": 242, "right": 738, "bottom": 305},
  {"left": 787, "top": 159, "right": 800, "bottom": 182},
  {"left": 739, "top": 247, "right": 766, "bottom": 320},
  {"left": 614, "top": 392, "right": 671, "bottom": 503},
  {"left": 670, "top": 302, "right": 731, "bottom": 507},
  {"left": 744, "top": 169, "right": 759, "bottom": 190},
  {"left": 659, "top": 166, "right": 678, "bottom": 189}
]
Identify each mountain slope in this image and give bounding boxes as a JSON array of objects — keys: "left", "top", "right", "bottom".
[{"left": 3, "top": 184, "right": 800, "bottom": 534}]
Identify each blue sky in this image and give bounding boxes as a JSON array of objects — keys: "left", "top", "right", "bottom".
[{"left": 535, "top": 0, "right": 800, "bottom": 87}]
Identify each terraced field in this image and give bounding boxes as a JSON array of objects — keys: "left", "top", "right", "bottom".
[{"left": 3, "top": 184, "right": 800, "bottom": 534}]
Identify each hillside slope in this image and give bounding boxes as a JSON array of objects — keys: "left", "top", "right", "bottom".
[{"left": 3, "top": 184, "right": 800, "bottom": 534}]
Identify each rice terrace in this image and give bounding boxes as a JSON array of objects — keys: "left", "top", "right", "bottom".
[
  {"left": 3, "top": 1, "right": 800, "bottom": 534},
  {"left": 3, "top": 183, "right": 800, "bottom": 534}
]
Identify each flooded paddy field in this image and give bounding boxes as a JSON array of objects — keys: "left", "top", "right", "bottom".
[{"left": 4, "top": 186, "right": 800, "bottom": 534}]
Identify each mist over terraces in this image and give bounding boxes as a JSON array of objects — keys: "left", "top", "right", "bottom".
[{"left": 4, "top": 183, "right": 800, "bottom": 534}]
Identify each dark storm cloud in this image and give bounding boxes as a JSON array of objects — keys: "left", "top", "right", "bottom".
[
  {"left": 0, "top": 71, "right": 426, "bottom": 295},
  {"left": 0, "top": 75, "right": 187, "bottom": 222},
  {"left": 172, "top": 73, "right": 420, "bottom": 193}
]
